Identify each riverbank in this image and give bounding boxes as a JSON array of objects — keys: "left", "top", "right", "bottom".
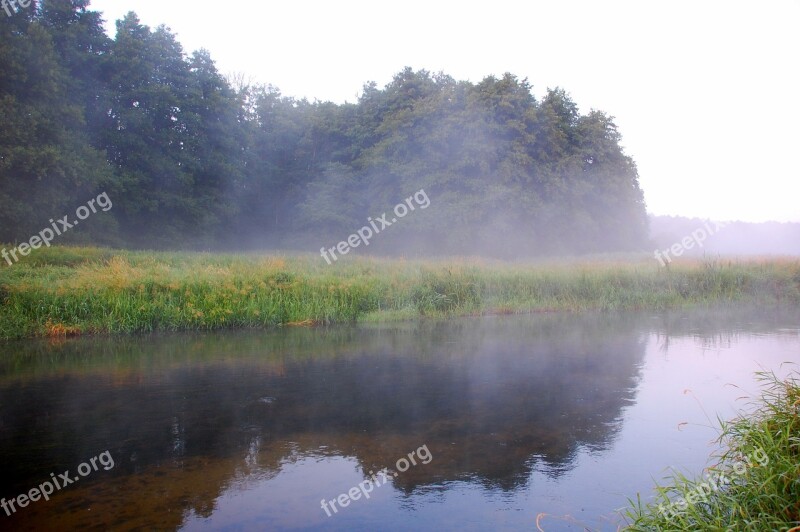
[
  {"left": 624, "top": 370, "right": 800, "bottom": 530},
  {"left": 1, "top": 246, "right": 799, "bottom": 339}
]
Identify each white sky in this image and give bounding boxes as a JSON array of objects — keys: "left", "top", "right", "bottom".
[{"left": 89, "top": 0, "right": 800, "bottom": 223}]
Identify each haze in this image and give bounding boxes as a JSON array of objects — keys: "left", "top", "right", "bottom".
[{"left": 88, "top": 0, "right": 800, "bottom": 224}]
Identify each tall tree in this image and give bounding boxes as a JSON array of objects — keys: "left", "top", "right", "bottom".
[
  {"left": 1, "top": 5, "right": 649, "bottom": 258},
  {"left": 103, "top": 14, "right": 203, "bottom": 245},
  {"left": 0, "top": 2, "right": 111, "bottom": 243}
]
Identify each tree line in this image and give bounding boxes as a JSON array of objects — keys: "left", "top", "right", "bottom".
[{"left": 0, "top": 0, "right": 649, "bottom": 257}]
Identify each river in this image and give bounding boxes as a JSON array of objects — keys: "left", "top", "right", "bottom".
[{"left": 0, "top": 306, "right": 798, "bottom": 530}]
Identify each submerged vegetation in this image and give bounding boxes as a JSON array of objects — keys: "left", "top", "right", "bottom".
[
  {"left": 625, "top": 370, "right": 800, "bottom": 531},
  {"left": 1, "top": 246, "right": 799, "bottom": 340}
]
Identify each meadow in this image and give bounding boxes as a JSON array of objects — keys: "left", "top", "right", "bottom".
[{"left": 1, "top": 246, "right": 799, "bottom": 340}]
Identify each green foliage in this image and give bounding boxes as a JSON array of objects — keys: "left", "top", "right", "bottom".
[
  {"left": 0, "top": 246, "right": 798, "bottom": 340},
  {"left": 411, "top": 269, "right": 481, "bottom": 314},
  {"left": 0, "top": 3, "right": 112, "bottom": 243},
  {"left": 0, "top": 5, "right": 648, "bottom": 256}
]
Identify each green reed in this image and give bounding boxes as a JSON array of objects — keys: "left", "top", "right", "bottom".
[{"left": 0, "top": 246, "right": 798, "bottom": 339}]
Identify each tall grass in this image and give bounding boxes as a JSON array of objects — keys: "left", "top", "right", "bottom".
[
  {"left": 0, "top": 246, "right": 799, "bottom": 339},
  {"left": 625, "top": 370, "right": 800, "bottom": 531}
]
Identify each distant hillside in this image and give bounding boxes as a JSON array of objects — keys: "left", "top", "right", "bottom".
[{"left": 649, "top": 215, "right": 800, "bottom": 257}]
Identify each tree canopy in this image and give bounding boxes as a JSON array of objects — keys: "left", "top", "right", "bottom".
[{"left": 0, "top": 1, "right": 648, "bottom": 257}]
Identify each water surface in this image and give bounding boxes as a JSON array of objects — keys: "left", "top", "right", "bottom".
[{"left": 0, "top": 306, "right": 798, "bottom": 530}]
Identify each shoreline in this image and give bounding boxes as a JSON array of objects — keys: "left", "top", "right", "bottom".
[{"left": 625, "top": 370, "right": 800, "bottom": 530}]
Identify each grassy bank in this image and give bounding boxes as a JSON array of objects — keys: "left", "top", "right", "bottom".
[
  {"left": 1, "top": 246, "right": 799, "bottom": 339},
  {"left": 625, "top": 370, "right": 800, "bottom": 531}
]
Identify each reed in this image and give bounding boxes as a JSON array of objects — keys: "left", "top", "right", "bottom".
[
  {"left": 625, "top": 370, "right": 800, "bottom": 530},
  {"left": 1, "top": 246, "right": 798, "bottom": 339}
]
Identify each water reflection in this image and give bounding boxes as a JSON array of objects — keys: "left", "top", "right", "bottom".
[{"left": 0, "top": 306, "right": 797, "bottom": 530}]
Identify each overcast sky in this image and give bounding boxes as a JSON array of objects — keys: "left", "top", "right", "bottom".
[{"left": 89, "top": 0, "right": 800, "bottom": 223}]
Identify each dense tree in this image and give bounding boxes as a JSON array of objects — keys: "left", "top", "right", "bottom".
[
  {"left": 0, "top": 3, "right": 648, "bottom": 257},
  {"left": 0, "top": 0, "right": 113, "bottom": 243}
]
